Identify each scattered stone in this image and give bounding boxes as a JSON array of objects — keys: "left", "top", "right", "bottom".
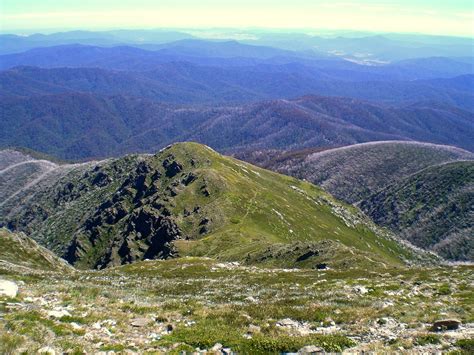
[
  {"left": 70, "top": 322, "right": 83, "bottom": 331},
  {"left": 277, "top": 318, "right": 300, "bottom": 328},
  {"left": 148, "top": 332, "right": 161, "bottom": 340},
  {"left": 353, "top": 285, "right": 369, "bottom": 294},
  {"left": 248, "top": 324, "right": 261, "bottom": 334},
  {"left": 211, "top": 343, "right": 223, "bottom": 351},
  {"left": 245, "top": 296, "right": 257, "bottom": 303},
  {"left": 380, "top": 300, "right": 395, "bottom": 308},
  {"left": 377, "top": 317, "right": 398, "bottom": 328},
  {"left": 298, "top": 345, "right": 324, "bottom": 354},
  {"left": 242, "top": 313, "right": 252, "bottom": 321},
  {"left": 102, "top": 319, "right": 117, "bottom": 326},
  {"left": 47, "top": 309, "right": 71, "bottom": 318},
  {"left": 38, "top": 347, "right": 56, "bottom": 355},
  {"left": 315, "top": 263, "right": 328, "bottom": 270},
  {"left": 131, "top": 318, "right": 151, "bottom": 327},
  {"left": 431, "top": 319, "right": 461, "bottom": 331},
  {"left": 0, "top": 280, "right": 18, "bottom": 298}
]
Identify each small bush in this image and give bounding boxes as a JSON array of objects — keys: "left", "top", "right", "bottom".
[
  {"left": 0, "top": 332, "right": 24, "bottom": 354},
  {"left": 437, "top": 284, "right": 452, "bottom": 295}
]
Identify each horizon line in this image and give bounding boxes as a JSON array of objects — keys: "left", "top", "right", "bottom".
[{"left": 1, "top": 27, "right": 473, "bottom": 39}]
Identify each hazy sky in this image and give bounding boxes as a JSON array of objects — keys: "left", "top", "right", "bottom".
[{"left": 1, "top": 0, "right": 473, "bottom": 36}]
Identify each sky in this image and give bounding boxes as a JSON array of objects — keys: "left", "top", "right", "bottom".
[{"left": 1, "top": 0, "right": 473, "bottom": 37}]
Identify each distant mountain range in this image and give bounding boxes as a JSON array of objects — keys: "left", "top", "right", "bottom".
[
  {"left": 239, "top": 141, "right": 474, "bottom": 261},
  {"left": 1, "top": 43, "right": 473, "bottom": 80},
  {"left": 1, "top": 30, "right": 472, "bottom": 61},
  {"left": 1, "top": 94, "right": 473, "bottom": 160}
]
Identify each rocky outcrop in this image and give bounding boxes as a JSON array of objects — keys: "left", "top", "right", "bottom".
[{"left": 63, "top": 158, "right": 185, "bottom": 269}]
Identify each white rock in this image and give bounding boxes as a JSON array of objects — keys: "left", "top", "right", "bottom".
[
  {"left": 0, "top": 280, "right": 18, "bottom": 298},
  {"left": 38, "top": 347, "right": 56, "bottom": 355},
  {"left": 211, "top": 343, "right": 223, "bottom": 351},
  {"left": 277, "top": 318, "right": 300, "bottom": 328},
  {"left": 298, "top": 345, "right": 324, "bottom": 354},
  {"left": 148, "top": 332, "right": 161, "bottom": 340},
  {"left": 131, "top": 317, "right": 151, "bottom": 327},
  {"left": 70, "top": 322, "right": 83, "bottom": 331},
  {"left": 103, "top": 319, "right": 116, "bottom": 326},
  {"left": 47, "top": 309, "right": 71, "bottom": 318},
  {"left": 353, "top": 285, "right": 369, "bottom": 294},
  {"left": 377, "top": 317, "right": 399, "bottom": 329},
  {"left": 248, "top": 324, "right": 261, "bottom": 333}
]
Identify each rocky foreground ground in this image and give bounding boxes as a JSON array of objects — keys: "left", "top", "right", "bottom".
[{"left": 0, "top": 258, "right": 473, "bottom": 354}]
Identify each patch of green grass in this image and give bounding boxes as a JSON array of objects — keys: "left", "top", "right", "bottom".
[
  {"left": 414, "top": 334, "right": 441, "bottom": 346},
  {"left": 120, "top": 304, "right": 161, "bottom": 315},
  {"left": 6, "top": 310, "right": 72, "bottom": 338},
  {"left": 99, "top": 344, "right": 128, "bottom": 352},
  {"left": 455, "top": 339, "right": 474, "bottom": 354},
  {"left": 56, "top": 340, "right": 85, "bottom": 355},
  {"left": 160, "top": 318, "right": 355, "bottom": 353},
  {"left": 437, "top": 284, "right": 452, "bottom": 295},
  {"left": 240, "top": 334, "right": 355, "bottom": 353}
]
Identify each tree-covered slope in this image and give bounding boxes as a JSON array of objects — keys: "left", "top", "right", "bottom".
[
  {"left": 360, "top": 161, "right": 474, "bottom": 261},
  {"left": 0, "top": 143, "right": 428, "bottom": 270},
  {"left": 1, "top": 94, "right": 473, "bottom": 161},
  {"left": 240, "top": 141, "right": 474, "bottom": 204}
]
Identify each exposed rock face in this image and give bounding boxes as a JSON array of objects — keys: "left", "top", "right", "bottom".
[
  {"left": 1, "top": 148, "right": 200, "bottom": 269},
  {"left": 163, "top": 156, "right": 183, "bottom": 177},
  {"left": 63, "top": 158, "right": 185, "bottom": 269}
]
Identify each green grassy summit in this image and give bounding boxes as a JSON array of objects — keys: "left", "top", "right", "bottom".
[{"left": 1, "top": 142, "right": 428, "bottom": 269}]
